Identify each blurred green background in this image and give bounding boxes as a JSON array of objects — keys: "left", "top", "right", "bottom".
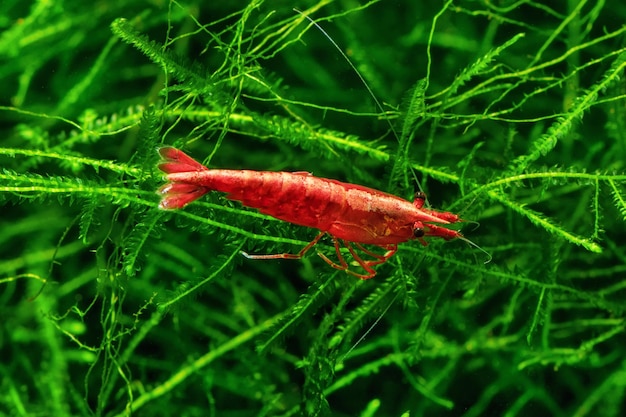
[{"left": 2, "top": 1, "right": 626, "bottom": 416}]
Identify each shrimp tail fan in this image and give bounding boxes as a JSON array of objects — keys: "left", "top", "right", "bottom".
[{"left": 157, "top": 147, "right": 209, "bottom": 210}]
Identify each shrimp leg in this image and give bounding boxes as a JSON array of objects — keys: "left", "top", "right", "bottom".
[
  {"left": 242, "top": 232, "right": 385, "bottom": 278},
  {"left": 317, "top": 238, "right": 378, "bottom": 279},
  {"left": 241, "top": 231, "right": 326, "bottom": 261},
  {"left": 344, "top": 242, "right": 397, "bottom": 279},
  {"left": 316, "top": 237, "right": 352, "bottom": 273},
  {"left": 318, "top": 240, "right": 397, "bottom": 280},
  {"left": 353, "top": 242, "right": 397, "bottom": 266},
  {"left": 241, "top": 232, "right": 363, "bottom": 277}
]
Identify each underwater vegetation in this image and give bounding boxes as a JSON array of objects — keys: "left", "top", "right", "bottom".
[{"left": 1, "top": 0, "right": 626, "bottom": 416}]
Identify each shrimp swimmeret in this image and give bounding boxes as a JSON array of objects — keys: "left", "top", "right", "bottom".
[{"left": 157, "top": 146, "right": 469, "bottom": 279}]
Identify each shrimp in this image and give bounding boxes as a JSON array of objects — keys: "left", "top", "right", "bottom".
[{"left": 157, "top": 146, "right": 467, "bottom": 279}]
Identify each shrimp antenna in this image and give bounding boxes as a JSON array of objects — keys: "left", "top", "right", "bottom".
[
  {"left": 293, "top": 8, "right": 401, "bottom": 143},
  {"left": 458, "top": 236, "right": 492, "bottom": 264},
  {"left": 463, "top": 219, "right": 481, "bottom": 232},
  {"left": 294, "top": 8, "right": 427, "bottom": 196},
  {"left": 339, "top": 290, "right": 399, "bottom": 364}
]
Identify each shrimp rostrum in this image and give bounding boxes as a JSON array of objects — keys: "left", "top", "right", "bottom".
[{"left": 157, "top": 147, "right": 466, "bottom": 279}]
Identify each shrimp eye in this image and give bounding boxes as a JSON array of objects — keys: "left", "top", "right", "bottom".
[
  {"left": 413, "top": 227, "right": 425, "bottom": 238},
  {"left": 414, "top": 191, "right": 427, "bottom": 201}
]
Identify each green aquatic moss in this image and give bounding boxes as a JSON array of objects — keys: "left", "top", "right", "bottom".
[{"left": 2, "top": 1, "right": 626, "bottom": 416}]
